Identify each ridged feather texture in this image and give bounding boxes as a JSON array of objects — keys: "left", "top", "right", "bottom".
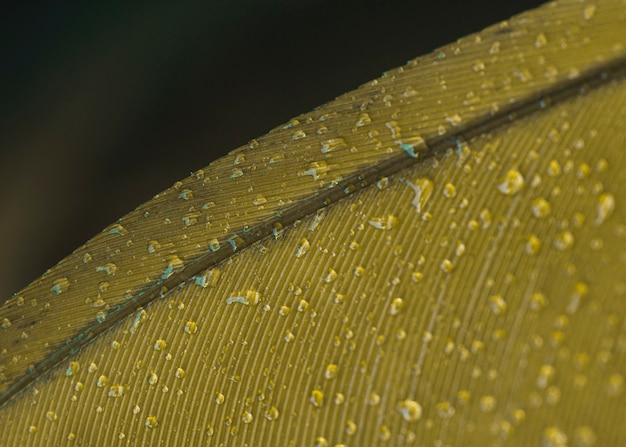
[{"left": 1, "top": 0, "right": 625, "bottom": 445}]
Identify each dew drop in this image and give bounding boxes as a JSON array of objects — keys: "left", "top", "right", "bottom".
[
  {"left": 97, "top": 375, "right": 108, "bottom": 388},
  {"left": 406, "top": 178, "right": 433, "bottom": 213},
  {"left": 184, "top": 321, "right": 198, "bottom": 334},
  {"left": 440, "top": 259, "right": 454, "bottom": 273},
  {"left": 443, "top": 183, "right": 457, "bottom": 198},
  {"left": 292, "top": 130, "right": 306, "bottom": 140},
  {"left": 66, "top": 361, "right": 80, "bottom": 376},
  {"left": 242, "top": 411, "right": 254, "bottom": 424},
  {"left": 226, "top": 290, "right": 261, "bottom": 306},
  {"left": 108, "top": 385, "right": 124, "bottom": 398},
  {"left": 397, "top": 399, "right": 422, "bottom": 422},
  {"left": 51, "top": 277, "right": 70, "bottom": 294},
  {"left": 295, "top": 238, "right": 310, "bottom": 258},
  {"left": 595, "top": 193, "right": 615, "bottom": 226},
  {"left": 147, "top": 372, "right": 158, "bottom": 386},
  {"left": 479, "top": 395, "right": 496, "bottom": 413},
  {"left": 195, "top": 269, "right": 221, "bottom": 288},
  {"left": 355, "top": 113, "right": 371, "bottom": 127},
  {"left": 497, "top": 169, "right": 525, "bottom": 195},
  {"left": 606, "top": 373, "right": 624, "bottom": 396},
  {"left": 324, "top": 268, "right": 338, "bottom": 283},
  {"left": 368, "top": 214, "right": 398, "bottom": 230},
  {"left": 542, "top": 426, "right": 567, "bottom": 447},
  {"left": 324, "top": 364, "right": 338, "bottom": 380},
  {"left": 488, "top": 294, "right": 507, "bottom": 315},
  {"left": 531, "top": 197, "right": 551, "bottom": 218},
  {"left": 526, "top": 234, "right": 542, "bottom": 255},
  {"left": 252, "top": 195, "right": 267, "bottom": 206},
  {"left": 264, "top": 406, "right": 280, "bottom": 421},
  {"left": 388, "top": 297, "right": 405, "bottom": 315},
  {"left": 345, "top": 419, "right": 357, "bottom": 435},
  {"left": 145, "top": 416, "right": 159, "bottom": 429},
  {"left": 583, "top": 4, "right": 597, "bottom": 20},
  {"left": 553, "top": 231, "right": 574, "bottom": 251},
  {"left": 311, "top": 389, "right": 324, "bottom": 408},
  {"left": 547, "top": 160, "right": 562, "bottom": 177}
]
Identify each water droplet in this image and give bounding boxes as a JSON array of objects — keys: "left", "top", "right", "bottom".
[
  {"left": 535, "top": 32, "right": 548, "bottom": 48},
  {"left": 66, "top": 361, "right": 80, "bottom": 376},
  {"left": 295, "top": 238, "right": 310, "bottom": 258},
  {"left": 242, "top": 411, "right": 254, "bottom": 424},
  {"left": 314, "top": 437, "right": 328, "bottom": 447},
  {"left": 526, "top": 234, "right": 542, "bottom": 255},
  {"left": 324, "top": 268, "right": 338, "bottom": 283},
  {"left": 311, "top": 389, "right": 324, "bottom": 408},
  {"left": 542, "top": 426, "right": 567, "bottom": 447},
  {"left": 497, "top": 169, "right": 525, "bottom": 195},
  {"left": 264, "top": 406, "right": 280, "bottom": 421},
  {"left": 606, "top": 373, "right": 624, "bottom": 396},
  {"left": 97, "top": 375, "right": 108, "bottom": 388},
  {"left": 154, "top": 339, "right": 167, "bottom": 351},
  {"left": 184, "top": 321, "right": 198, "bottom": 334},
  {"left": 284, "top": 330, "right": 295, "bottom": 343},
  {"left": 572, "top": 425, "right": 597, "bottom": 446},
  {"left": 145, "top": 416, "right": 159, "bottom": 429},
  {"left": 108, "top": 224, "right": 127, "bottom": 236},
  {"left": 443, "top": 183, "right": 457, "bottom": 198},
  {"left": 108, "top": 385, "right": 124, "bottom": 397},
  {"left": 406, "top": 178, "right": 433, "bottom": 213},
  {"left": 388, "top": 297, "right": 404, "bottom": 315},
  {"left": 583, "top": 4, "right": 597, "bottom": 20},
  {"left": 28, "top": 425, "right": 37, "bottom": 434},
  {"left": 51, "top": 277, "right": 70, "bottom": 294},
  {"left": 488, "top": 294, "right": 507, "bottom": 315},
  {"left": 147, "top": 372, "right": 159, "bottom": 386},
  {"left": 161, "top": 255, "right": 184, "bottom": 280},
  {"left": 230, "top": 168, "right": 244, "bottom": 179},
  {"left": 46, "top": 410, "right": 57, "bottom": 421},
  {"left": 537, "top": 364, "right": 555, "bottom": 389},
  {"left": 251, "top": 195, "right": 268, "bottom": 207},
  {"left": 355, "top": 113, "right": 371, "bottom": 127},
  {"left": 445, "top": 113, "right": 462, "bottom": 126},
  {"left": 345, "top": 419, "right": 357, "bottom": 435},
  {"left": 553, "top": 231, "right": 574, "bottom": 250},
  {"left": 531, "top": 197, "right": 551, "bottom": 218},
  {"left": 397, "top": 399, "right": 422, "bottom": 422},
  {"left": 292, "top": 130, "right": 306, "bottom": 140},
  {"left": 353, "top": 266, "right": 365, "bottom": 277},
  {"left": 130, "top": 308, "right": 147, "bottom": 334},
  {"left": 436, "top": 401, "right": 455, "bottom": 418},
  {"left": 440, "top": 259, "right": 454, "bottom": 273},
  {"left": 368, "top": 214, "right": 398, "bottom": 230},
  {"left": 195, "top": 268, "right": 221, "bottom": 288},
  {"left": 479, "top": 395, "right": 496, "bottom": 413},
  {"left": 547, "top": 160, "right": 562, "bottom": 177},
  {"left": 595, "top": 193, "right": 615, "bottom": 226},
  {"left": 179, "top": 189, "right": 193, "bottom": 200},
  {"left": 302, "top": 161, "right": 329, "bottom": 180},
  {"left": 226, "top": 290, "right": 261, "bottom": 306},
  {"left": 324, "top": 364, "right": 338, "bottom": 380},
  {"left": 95, "top": 311, "right": 107, "bottom": 323}
]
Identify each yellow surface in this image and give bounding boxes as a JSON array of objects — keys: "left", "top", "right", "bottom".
[{"left": 1, "top": 0, "right": 625, "bottom": 445}]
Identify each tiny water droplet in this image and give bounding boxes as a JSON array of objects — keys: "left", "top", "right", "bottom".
[
  {"left": 497, "top": 169, "right": 525, "bottom": 195},
  {"left": 595, "top": 193, "right": 615, "bottom": 226},
  {"left": 51, "top": 277, "right": 70, "bottom": 294},
  {"left": 397, "top": 399, "right": 422, "bottom": 422},
  {"left": 145, "top": 416, "right": 159, "bottom": 429},
  {"left": 311, "top": 389, "right": 324, "bottom": 408}
]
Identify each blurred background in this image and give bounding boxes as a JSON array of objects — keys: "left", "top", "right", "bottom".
[{"left": 0, "top": 0, "right": 544, "bottom": 302}]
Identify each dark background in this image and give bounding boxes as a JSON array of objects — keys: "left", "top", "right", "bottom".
[{"left": 0, "top": 0, "right": 545, "bottom": 302}]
